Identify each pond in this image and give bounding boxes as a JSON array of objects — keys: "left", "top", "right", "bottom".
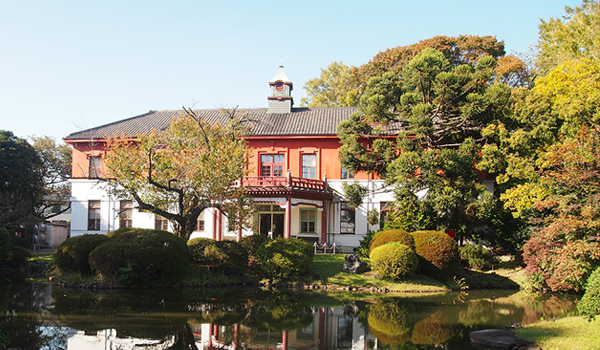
[{"left": 0, "top": 282, "right": 579, "bottom": 350}]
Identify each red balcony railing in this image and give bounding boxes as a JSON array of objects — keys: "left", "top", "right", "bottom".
[{"left": 236, "top": 175, "right": 328, "bottom": 192}]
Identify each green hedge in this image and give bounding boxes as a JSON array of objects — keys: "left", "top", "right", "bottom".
[
  {"left": 460, "top": 243, "right": 496, "bottom": 271},
  {"left": 255, "top": 238, "right": 314, "bottom": 280},
  {"left": 53, "top": 234, "right": 111, "bottom": 275},
  {"left": 370, "top": 242, "right": 418, "bottom": 280},
  {"left": 239, "top": 234, "right": 269, "bottom": 257},
  {"left": 188, "top": 238, "right": 218, "bottom": 266},
  {"left": 89, "top": 229, "right": 190, "bottom": 288},
  {"left": 411, "top": 230, "right": 459, "bottom": 280},
  {"left": 578, "top": 266, "right": 600, "bottom": 320},
  {"left": 370, "top": 229, "right": 415, "bottom": 252}
]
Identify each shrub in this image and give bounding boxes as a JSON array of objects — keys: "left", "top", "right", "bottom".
[
  {"left": 578, "top": 267, "right": 600, "bottom": 320},
  {"left": 523, "top": 229, "right": 600, "bottom": 292},
  {"left": 411, "top": 230, "right": 459, "bottom": 280},
  {"left": 357, "top": 229, "right": 380, "bottom": 258},
  {"left": 239, "top": 234, "right": 268, "bottom": 257},
  {"left": 369, "top": 229, "right": 415, "bottom": 252},
  {"left": 89, "top": 229, "right": 190, "bottom": 288},
  {"left": 188, "top": 238, "right": 218, "bottom": 266},
  {"left": 370, "top": 242, "right": 418, "bottom": 280},
  {"left": 206, "top": 240, "right": 249, "bottom": 274},
  {"left": 460, "top": 243, "right": 496, "bottom": 271},
  {"left": 53, "top": 234, "right": 111, "bottom": 275},
  {"left": 255, "top": 238, "right": 313, "bottom": 280}
]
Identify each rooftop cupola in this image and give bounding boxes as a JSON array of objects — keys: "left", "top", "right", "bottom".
[{"left": 267, "top": 65, "right": 293, "bottom": 114}]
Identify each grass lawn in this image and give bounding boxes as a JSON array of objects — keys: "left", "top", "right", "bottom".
[
  {"left": 310, "top": 254, "right": 448, "bottom": 293},
  {"left": 516, "top": 317, "right": 600, "bottom": 350}
]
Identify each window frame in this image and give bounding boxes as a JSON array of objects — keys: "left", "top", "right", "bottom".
[
  {"left": 119, "top": 200, "right": 133, "bottom": 229},
  {"left": 89, "top": 156, "right": 102, "bottom": 179},
  {"left": 341, "top": 167, "right": 355, "bottom": 180},
  {"left": 260, "top": 154, "right": 285, "bottom": 177},
  {"left": 340, "top": 202, "right": 355, "bottom": 234},
  {"left": 87, "top": 200, "right": 101, "bottom": 231},
  {"left": 301, "top": 154, "right": 317, "bottom": 179},
  {"left": 154, "top": 215, "right": 169, "bottom": 231},
  {"left": 196, "top": 211, "right": 205, "bottom": 231},
  {"left": 299, "top": 208, "right": 317, "bottom": 234}
]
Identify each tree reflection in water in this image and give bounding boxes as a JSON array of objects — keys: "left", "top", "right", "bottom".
[{"left": 0, "top": 284, "right": 581, "bottom": 350}]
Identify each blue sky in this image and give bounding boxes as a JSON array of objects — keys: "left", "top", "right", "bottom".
[{"left": 0, "top": 0, "right": 582, "bottom": 142}]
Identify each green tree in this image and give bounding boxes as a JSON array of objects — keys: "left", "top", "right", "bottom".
[
  {"left": 537, "top": 0, "right": 600, "bottom": 75},
  {"left": 30, "top": 136, "right": 72, "bottom": 220},
  {"left": 104, "top": 108, "right": 252, "bottom": 241},
  {"left": 480, "top": 58, "right": 600, "bottom": 217},
  {"left": 338, "top": 49, "right": 512, "bottom": 238},
  {"left": 301, "top": 61, "right": 360, "bottom": 107},
  {"left": 0, "top": 130, "right": 44, "bottom": 227}
]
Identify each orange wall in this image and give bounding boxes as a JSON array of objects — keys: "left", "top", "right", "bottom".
[
  {"left": 69, "top": 136, "right": 374, "bottom": 181},
  {"left": 246, "top": 136, "right": 370, "bottom": 180},
  {"left": 69, "top": 141, "right": 107, "bottom": 179}
]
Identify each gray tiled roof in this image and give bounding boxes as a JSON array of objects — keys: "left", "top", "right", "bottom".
[{"left": 64, "top": 107, "right": 363, "bottom": 141}]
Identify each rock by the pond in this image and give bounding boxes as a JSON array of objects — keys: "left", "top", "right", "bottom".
[
  {"left": 343, "top": 253, "right": 370, "bottom": 274},
  {"left": 470, "top": 329, "right": 540, "bottom": 350}
]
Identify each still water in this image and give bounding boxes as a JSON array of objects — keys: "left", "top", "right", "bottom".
[{"left": 0, "top": 282, "right": 578, "bottom": 350}]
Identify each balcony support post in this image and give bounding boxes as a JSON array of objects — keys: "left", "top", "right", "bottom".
[
  {"left": 320, "top": 199, "right": 328, "bottom": 244},
  {"left": 285, "top": 195, "right": 291, "bottom": 239}
]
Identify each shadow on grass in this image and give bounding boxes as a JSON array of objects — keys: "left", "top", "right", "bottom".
[{"left": 457, "top": 268, "right": 520, "bottom": 290}]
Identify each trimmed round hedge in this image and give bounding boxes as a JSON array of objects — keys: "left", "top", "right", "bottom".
[
  {"left": 89, "top": 228, "right": 190, "bottom": 288},
  {"left": 578, "top": 266, "right": 600, "bottom": 320},
  {"left": 255, "top": 238, "right": 314, "bottom": 280},
  {"left": 411, "top": 230, "right": 459, "bottom": 280},
  {"left": 370, "top": 242, "right": 418, "bottom": 280},
  {"left": 53, "top": 234, "right": 111, "bottom": 275},
  {"left": 369, "top": 229, "right": 415, "bottom": 252}
]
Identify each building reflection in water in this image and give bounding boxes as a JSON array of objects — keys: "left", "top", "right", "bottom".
[{"left": 63, "top": 305, "right": 370, "bottom": 350}]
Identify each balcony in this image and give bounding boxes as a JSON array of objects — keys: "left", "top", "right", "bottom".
[{"left": 236, "top": 176, "right": 329, "bottom": 192}]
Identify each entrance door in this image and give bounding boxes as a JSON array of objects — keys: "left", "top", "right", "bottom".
[{"left": 259, "top": 213, "right": 284, "bottom": 238}]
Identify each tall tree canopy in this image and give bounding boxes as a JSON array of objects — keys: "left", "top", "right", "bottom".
[
  {"left": 537, "top": 0, "right": 600, "bottom": 75},
  {"left": 338, "top": 48, "right": 512, "bottom": 236},
  {"left": 301, "top": 61, "right": 360, "bottom": 107},
  {"left": 303, "top": 35, "right": 528, "bottom": 108},
  {"left": 0, "top": 130, "right": 45, "bottom": 227},
  {"left": 104, "top": 109, "right": 252, "bottom": 240}
]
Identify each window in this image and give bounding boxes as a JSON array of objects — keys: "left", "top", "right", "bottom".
[
  {"left": 89, "top": 156, "right": 102, "bottom": 179},
  {"left": 341, "top": 167, "right": 355, "bottom": 179},
  {"left": 88, "top": 200, "right": 101, "bottom": 231},
  {"left": 380, "top": 202, "right": 392, "bottom": 226},
  {"left": 300, "top": 209, "right": 317, "bottom": 233},
  {"left": 302, "top": 154, "right": 316, "bottom": 179},
  {"left": 119, "top": 200, "right": 133, "bottom": 228},
  {"left": 196, "top": 212, "right": 205, "bottom": 231},
  {"left": 261, "top": 154, "right": 284, "bottom": 177},
  {"left": 340, "top": 202, "right": 355, "bottom": 234},
  {"left": 155, "top": 215, "right": 169, "bottom": 231}
]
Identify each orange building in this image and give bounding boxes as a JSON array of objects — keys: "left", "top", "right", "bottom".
[{"left": 65, "top": 66, "right": 395, "bottom": 248}]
